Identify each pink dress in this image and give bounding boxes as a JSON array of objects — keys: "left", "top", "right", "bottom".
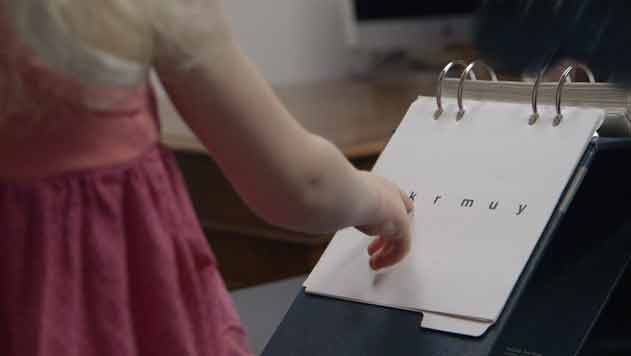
[{"left": 0, "top": 10, "right": 251, "bottom": 356}]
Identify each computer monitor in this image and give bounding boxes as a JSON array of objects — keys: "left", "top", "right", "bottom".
[{"left": 343, "top": 1, "right": 481, "bottom": 53}]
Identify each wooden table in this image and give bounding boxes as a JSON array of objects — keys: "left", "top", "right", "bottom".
[{"left": 157, "top": 76, "right": 437, "bottom": 289}]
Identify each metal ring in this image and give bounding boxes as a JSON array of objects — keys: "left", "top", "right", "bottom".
[
  {"left": 553, "top": 64, "right": 596, "bottom": 126},
  {"left": 434, "top": 61, "right": 476, "bottom": 119},
  {"left": 529, "top": 70, "right": 545, "bottom": 125},
  {"left": 529, "top": 67, "right": 573, "bottom": 125},
  {"left": 456, "top": 60, "right": 498, "bottom": 121}
]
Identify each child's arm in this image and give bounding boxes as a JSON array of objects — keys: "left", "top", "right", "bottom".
[{"left": 153, "top": 1, "right": 412, "bottom": 269}]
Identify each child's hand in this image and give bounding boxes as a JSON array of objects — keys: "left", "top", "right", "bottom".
[{"left": 356, "top": 173, "right": 414, "bottom": 271}]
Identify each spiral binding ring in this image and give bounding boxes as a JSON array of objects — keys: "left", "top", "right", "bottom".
[
  {"left": 457, "top": 60, "right": 498, "bottom": 121},
  {"left": 529, "top": 67, "right": 573, "bottom": 125},
  {"left": 434, "top": 61, "right": 476, "bottom": 119},
  {"left": 529, "top": 70, "right": 545, "bottom": 125},
  {"left": 553, "top": 64, "right": 596, "bottom": 126}
]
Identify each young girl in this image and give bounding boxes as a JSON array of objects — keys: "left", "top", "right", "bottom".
[{"left": 0, "top": 0, "right": 413, "bottom": 355}]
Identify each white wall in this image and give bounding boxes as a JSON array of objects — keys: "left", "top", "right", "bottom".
[{"left": 223, "top": 0, "right": 355, "bottom": 85}]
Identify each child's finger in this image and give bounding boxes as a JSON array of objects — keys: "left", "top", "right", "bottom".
[
  {"left": 370, "top": 238, "right": 407, "bottom": 270},
  {"left": 367, "top": 236, "right": 386, "bottom": 256}
]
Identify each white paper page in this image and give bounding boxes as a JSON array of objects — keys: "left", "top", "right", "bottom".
[
  {"left": 305, "top": 97, "right": 602, "bottom": 327},
  {"left": 420, "top": 312, "right": 492, "bottom": 337}
]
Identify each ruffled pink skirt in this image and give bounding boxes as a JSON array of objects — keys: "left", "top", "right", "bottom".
[{"left": 0, "top": 144, "right": 251, "bottom": 356}]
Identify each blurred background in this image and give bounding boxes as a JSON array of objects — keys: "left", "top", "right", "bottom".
[{"left": 222, "top": 0, "right": 480, "bottom": 85}]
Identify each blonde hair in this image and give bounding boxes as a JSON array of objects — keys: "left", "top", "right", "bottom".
[{"left": 1, "top": 0, "right": 226, "bottom": 111}]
